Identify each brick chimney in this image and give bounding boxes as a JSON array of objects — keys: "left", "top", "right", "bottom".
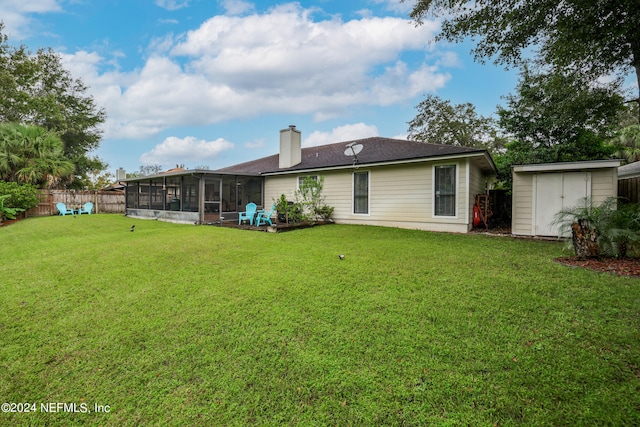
[{"left": 279, "top": 125, "right": 301, "bottom": 169}]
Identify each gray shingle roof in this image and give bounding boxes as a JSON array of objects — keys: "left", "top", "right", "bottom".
[{"left": 218, "top": 137, "right": 494, "bottom": 174}]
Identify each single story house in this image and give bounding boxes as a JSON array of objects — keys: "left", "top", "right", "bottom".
[
  {"left": 124, "top": 125, "right": 497, "bottom": 233},
  {"left": 511, "top": 160, "right": 621, "bottom": 237}
]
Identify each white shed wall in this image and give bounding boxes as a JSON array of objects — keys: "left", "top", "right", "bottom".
[{"left": 511, "top": 164, "right": 618, "bottom": 237}]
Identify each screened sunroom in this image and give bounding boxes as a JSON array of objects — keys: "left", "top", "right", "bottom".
[{"left": 124, "top": 170, "right": 264, "bottom": 225}]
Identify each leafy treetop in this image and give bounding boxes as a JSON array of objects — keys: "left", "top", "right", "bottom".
[
  {"left": 0, "top": 23, "right": 107, "bottom": 184},
  {"left": 403, "top": 0, "right": 640, "bottom": 108}
]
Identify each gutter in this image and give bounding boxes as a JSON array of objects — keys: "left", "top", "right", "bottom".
[{"left": 262, "top": 151, "right": 496, "bottom": 176}]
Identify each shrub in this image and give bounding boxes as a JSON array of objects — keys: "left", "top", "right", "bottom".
[
  {"left": 295, "top": 176, "right": 333, "bottom": 223},
  {"left": 0, "top": 195, "right": 24, "bottom": 221},
  {"left": 274, "top": 194, "right": 302, "bottom": 224},
  {"left": 0, "top": 181, "right": 39, "bottom": 211},
  {"left": 315, "top": 205, "right": 334, "bottom": 220}
]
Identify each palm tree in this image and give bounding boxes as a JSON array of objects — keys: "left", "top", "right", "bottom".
[
  {"left": 0, "top": 122, "right": 74, "bottom": 187},
  {"left": 611, "top": 125, "right": 640, "bottom": 164}
]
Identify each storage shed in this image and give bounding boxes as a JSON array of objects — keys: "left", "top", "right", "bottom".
[{"left": 511, "top": 160, "right": 620, "bottom": 237}]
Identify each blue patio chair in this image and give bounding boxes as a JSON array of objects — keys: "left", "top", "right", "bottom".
[
  {"left": 78, "top": 202, "right": 93, "bottom": 215},
  {"left": 56, "top": 202, "right": 75, "bottom": 216},
  {"left": 255, "top": 204, "right": 275, "bottom": 227},
  {"left": 238, "top": 203, "right": 257, "bottom": 225}
]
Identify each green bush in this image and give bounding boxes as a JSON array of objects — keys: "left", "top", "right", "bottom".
[
  {"left": 0, "top": 181, "right": 39, "bottom": 210},
  {"left": 274, "top": 177, "right": 334, "bottom": 224},
  {"left": 315, "top": 204, "right": 334, "bottom": 220},
  {"left": 296, "top": 176, "right": 333, "bottom": 223},
  {"left": 274, "top": 194, "right": 302, "bottom": 224},
  {"left": 0, "top": 195, "right": 24, "bottom": 220}
]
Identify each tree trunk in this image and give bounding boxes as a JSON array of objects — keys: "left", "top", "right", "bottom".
[
  {"left": 618, "top": 241, "right": 628, "bottom": 259},
  {"left": 571, "top": 220, "right": 599, "bottom": 258}
]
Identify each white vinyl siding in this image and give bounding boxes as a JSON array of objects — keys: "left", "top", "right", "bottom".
[
  {"left": 511, "top": 173, "right": 533, "bottom": 236},
  {"left": 511, "top": 161, "right": 619, "bottom": 236},
  {"left": 264, "top": 156, "right": 486, "bottom": 233}
]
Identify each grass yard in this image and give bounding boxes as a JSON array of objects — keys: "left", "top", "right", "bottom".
[{"left": 1, "top": 214, "right": 639, "bottom": 426}]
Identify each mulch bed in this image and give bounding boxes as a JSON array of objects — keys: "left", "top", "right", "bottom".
[{"left": 555, "top": 257, "right": 640, "bottom": 278}]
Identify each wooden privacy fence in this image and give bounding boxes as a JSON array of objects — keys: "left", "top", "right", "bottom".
[
  {"left": 619, "top": 177, "right": 640, "bottom": 204},
  {"left": 26, "top": 190, "right": 125, "bottom": 217}
]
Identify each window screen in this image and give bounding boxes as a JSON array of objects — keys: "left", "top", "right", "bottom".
[
  {"left": 434, "top": 165, "right": 456, "bottom": 216},
  {"left": 353, "top": 171, "right": 369, "bottom": 214}
]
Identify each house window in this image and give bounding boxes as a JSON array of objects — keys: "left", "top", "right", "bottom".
[
  {"left": 353, "top": 171, "right": 369, "bottom": 214},
  {"left": 434, "top": 165, "right": 456, "bottom": 216},
  {"left": 298, "top": 175, "right": 318, "bottom": 189}
]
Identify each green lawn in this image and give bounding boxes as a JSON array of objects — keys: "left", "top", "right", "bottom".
[{"left": 1, "top": 214, "right": 639, "bottom": 426}]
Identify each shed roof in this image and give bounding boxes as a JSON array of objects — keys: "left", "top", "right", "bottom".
[
  {"left": 219, "top": 137, "right": 496, "bottom": 175},
  {"left": 619, "top": 161, "right": 640, "bottom": 179},
  {"left": 512, "top": 159, "right": 621, "bottom": 173}
]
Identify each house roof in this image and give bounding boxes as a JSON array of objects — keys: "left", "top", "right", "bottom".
[
  {"left": 219, "top": 137, "right": 496, "bottom": 175},
  {"left": 512, "top": 159, "right": 621, "bottom": 173},
  {"left": 619, "top": 161, "right": 640, "bottom": 179}
]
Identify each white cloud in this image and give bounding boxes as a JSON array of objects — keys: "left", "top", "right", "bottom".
[
  {"left": 436, "top": 51, "right": 461, "bottom": 68},
  {"left": 372, "top": 0, "right": 414, "bottom": 14},
  {"left": 54, "top": 3, "right": 449, "bottom": 141},
  {"left": 3, "top": 0, "right": 61, "bottom": 13},
  {"left": 221, "top": 0, "right": 254, "bottom": 16},
  {"left": 140, "top": 136, "right": 234, "bottom": 165},
  {"left": 391, "top": 132, "right": 409, "bottom": 140},
  {"left": 244, "top": 139, "right": 265, "bottom": 149},
  {"left": 303, "top": 123, "right": 379, "bottom": 147},
  {"left": 158, "top": 18, "right": 180, "bottom": 25},
  {"left": 0, "top": 0, "right": 62, "bottom": 38},
  {"left": 155, "top": 0, "right": 190, "bottom": 11}
]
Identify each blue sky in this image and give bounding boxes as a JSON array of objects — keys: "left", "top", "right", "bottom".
[{"left": 1, "top": 0, "right": 521, "bottom": 175}]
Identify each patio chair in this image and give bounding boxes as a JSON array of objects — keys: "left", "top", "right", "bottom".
[
  {"left": 255, "top": 204, "right": 275, "bottom": 227},
  {"left": 238, "top": 202, "right": 257, "bottom": 225},
  {"left": 56, "top": 202, "right": 75, "bottom": 216},
  {"left": 78, "top": 202, "right": 93, "bottom": 215}
]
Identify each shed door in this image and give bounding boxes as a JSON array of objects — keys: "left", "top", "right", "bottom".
[{"left": 534, "top": 172, "right": 591, "bottom": 236}]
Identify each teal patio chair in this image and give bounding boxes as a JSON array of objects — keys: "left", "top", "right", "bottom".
[
  {"left": 56, "top": 202, "right": 75, "bottom": 216},
  {"left": 255, "top": 204, "right": 275, "bottom": 227},
  {"left": 238, "top": 203, "right": 257, "bottom": 225},
  {"left": 78, "top": 202, "right": 93, "bottom": 214}
]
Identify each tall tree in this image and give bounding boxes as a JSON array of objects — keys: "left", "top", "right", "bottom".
[
  {"left": 609, "top": 103, "right": 640, "bottom": 164},
  {"left": 137, "top": 164, "right": 163, "bottom": 176},
  {"left": 407, "top": 94, "right": 506, "bottom": 154},
  {"left": 0, "top": 123, "right": 74, "bottom": 187},
  {"left": 611, "top": 125, "right": 640, "bottom": 164},
  {"left": 497, "top": 68, "right": 623, "bottom": 162},
  {"left": 403, "top": 0, "right": 640, "bottom": 110},
  {"left": 493, "top": 69, "right": 622, "bottom": 187},
  {"left": 0, "top": 23, "right": 106, "bottom": 182}
]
